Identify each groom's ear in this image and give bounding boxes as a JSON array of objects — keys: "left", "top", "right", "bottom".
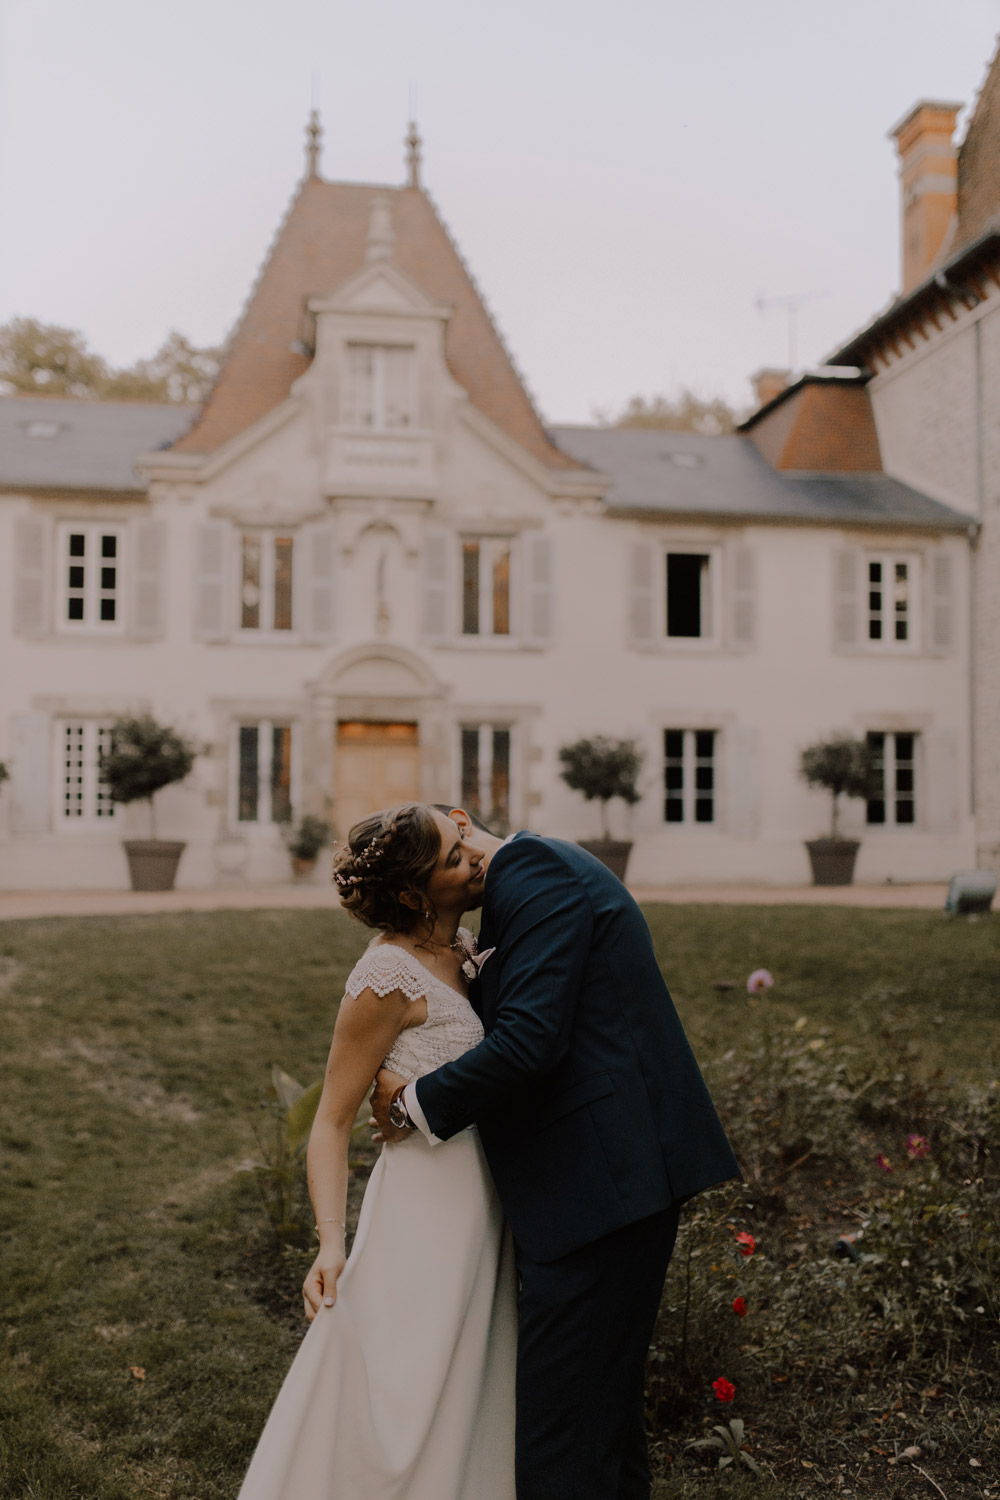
[{"left": 446, "top": 807, "right": 473, "bottom": 836}]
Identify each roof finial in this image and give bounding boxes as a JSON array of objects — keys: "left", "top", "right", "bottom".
[
  {"left": 305, "top": 109, "right": 322, "bottom": 179},
  {"left": 366, "top": 194, "right": 394, "bottom": 263},
  {"left": 405, "top": 120, "right": 422, "bottom": 189}
]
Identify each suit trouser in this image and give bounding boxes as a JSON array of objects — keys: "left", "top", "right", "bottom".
[{"left": 513, "top": 1204, "right": 680, "bottom": 1500}]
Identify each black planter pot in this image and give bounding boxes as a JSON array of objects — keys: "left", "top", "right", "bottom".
[
  {"left": 577, "top": 839, "right": 633, "bottom": 882},
  {"left": 123, "top": 840, "right": 186, "bottom": 892},
  {"left": 804, "top": 838, "right": 860, "bottom": 887}
]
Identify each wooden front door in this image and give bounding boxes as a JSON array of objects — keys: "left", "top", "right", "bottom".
[{"left": 334, "top": 721, "right": 420, "bottom": 837}]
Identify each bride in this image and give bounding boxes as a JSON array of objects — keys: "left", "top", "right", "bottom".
[{"left": 237, "top": 802, "right": 516, "bottom": 1500}]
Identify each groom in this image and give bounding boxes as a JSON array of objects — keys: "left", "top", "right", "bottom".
[{"left": 371, "top": 812, "right": 739, "bottom": 1500}]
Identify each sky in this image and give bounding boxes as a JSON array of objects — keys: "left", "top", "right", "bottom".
[{"left": 1, "top": 0, "right": 999, "bottom": 422}]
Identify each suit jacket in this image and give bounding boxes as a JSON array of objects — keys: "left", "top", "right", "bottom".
[{"left": 415, "top": 833, "right": 740, "bottom": 1261}]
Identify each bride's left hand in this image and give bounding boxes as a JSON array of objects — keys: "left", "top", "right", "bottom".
[{"left": 303, "top": 1244, "right": 347, "bottom": 1321}]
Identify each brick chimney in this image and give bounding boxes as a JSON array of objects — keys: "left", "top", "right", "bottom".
[
  {"left": 890, "top": 100, "right": 962, "bottom": 293},
  {"left": 751, "top": 367, "right": 791, "bottom": 409}
]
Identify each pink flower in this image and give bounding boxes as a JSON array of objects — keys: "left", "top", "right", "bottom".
[
  {"left": 907, "top": 1135, "right": 930, "bottom": 1159},
  {"left": 747, "top": 969, "right": 774, "bottom": 994},
  {"left": 732, "top": 1297, "right": 748, "bottom": 1317},
  {"left": 875, "top": 1153, "right": 893, "bottom": 1173},
  {"left": 736, "top": 1231, "right": 756, "bottom": 1257},
  {"left": 712, "top": 1377, "right": 736, "bottom": 1402}
]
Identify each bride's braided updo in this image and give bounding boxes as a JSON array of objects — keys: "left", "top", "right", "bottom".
[{"left": 331, "top": 802, "right": 442, "bottom": 934}]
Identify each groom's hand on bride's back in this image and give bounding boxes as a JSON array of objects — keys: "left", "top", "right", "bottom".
[{"left": 369, "top": 1067, "right": 412, "bottom": 1142}]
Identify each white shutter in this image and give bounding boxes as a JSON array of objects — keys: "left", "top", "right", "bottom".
[
  {"left": 928, "top": 552, "right": 955, "bottom": 654},
  {"left": 421, "top": 529, "right": 452, "bottom": 644},
  {"left": 832, "top": 548, "right": 861, "bottom": 648},
  {"left": 298, "top": 523, "right": 338, "bottom": 643},
  {"left": 923, "top": 730, "right": 959, "bottom": 834},
  {"left": 725, "top": 725, "right": 760, "bottom": 836},
  {"left": 10, "top": 713, "right": 51, "bottom": 834},
  {"left": 193, "top": 522, "right": 230, "bottom": 642},
  {"left": 628, "top": 542, "right": 656, "bottom": 646},
  {"left": 13, "top": 516, "right": 51, "bottom": 638},
  {"left": 729, "top": 545, "right": 756, "bottom": 648},
  {"left": 130, "top": 520, "right": 165, "bottom": 640},
  {"left": 523, "top": 534, "right": 554, "bottom": 647}
]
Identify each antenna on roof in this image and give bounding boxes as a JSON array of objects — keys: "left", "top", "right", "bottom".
[
  {"left": 405, "top": 118, "right": 422, "bottom": 189},
  {"left": 754, "top": 290, "right": 827, "bottom": 369},
  {"left": 305, "top": 107, "right": 323, "bottom": 180}
]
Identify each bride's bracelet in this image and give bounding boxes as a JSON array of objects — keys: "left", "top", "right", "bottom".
[{"left": 315, "top": 1217, "right": 346, "bottom": 1236}]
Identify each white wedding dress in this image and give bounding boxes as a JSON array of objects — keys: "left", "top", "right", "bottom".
[{"left": 237, "top": 936, "right": 517, "bottom": 1500}]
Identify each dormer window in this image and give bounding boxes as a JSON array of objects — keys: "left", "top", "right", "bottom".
[{"left": 343, "top": 344, "right": 415, "bottom": 430}]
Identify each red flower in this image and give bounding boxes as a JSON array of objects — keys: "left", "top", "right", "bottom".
[
  {"left": 713, "top": 1377, "right": 736, "bottom": 1402},
  {"left": 732, "top": 1297, "right": 748, "bottom": 1317},
  {"left": 907, "top": 1135, "right": 930, "bottom": 1159},
  {"left": 736, "top": 1231, "right": 756, "bottom": 1257},
  {"left": 875, "top": 1153, "right": 893, "bottom": 1173}
]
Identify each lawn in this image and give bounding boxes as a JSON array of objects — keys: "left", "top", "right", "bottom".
[{"left": 0, "top": 905, "right": 996, "bottom": 1499}]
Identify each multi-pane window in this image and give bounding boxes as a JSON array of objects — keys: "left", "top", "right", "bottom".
[
  {"left": 240, "top": 534, "right": 294, "bottom": 632},
  {"left": 866, "top": 732, "right": 917, "bottom": 827},
  {"left": 462, "top": 538, "right": 512, "bottom": 637},
  {"left": 58, "top": 524, "right": 122, "bottom": 630},
  {"left": 343, "top": 344, "right": 415, "bottom": 429},
  {"left": 58, "top": 722, "right": 118, "bottom": 826},
  {"left": 460, "top": 724, "right": 512, "bottom": 833},
  {"left": 666, "top": 552, "right": 713, "bottom": 639},
  {"left": 867, "top": 555, "right": 915, "bottom": 646},
  {"left": 664, "top": 729, "right": 716, "bottom": 823},
  {"left": 237, "top": 722, "right": 294, "bottom": 824}
]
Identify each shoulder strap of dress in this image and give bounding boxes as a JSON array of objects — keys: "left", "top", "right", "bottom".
[{"left": 344, "top": 944, "right": 427, "bottom": 1003}]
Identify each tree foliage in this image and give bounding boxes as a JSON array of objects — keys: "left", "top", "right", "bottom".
[
  {"left": 101, "top": 716, "right": 198, "bottom": 837},
  {"left": 606, "top": 388, "right": 738, "bottom": 435},
  {"left": 799, "top": 736, "right": 876, "bottom": 838},
  {"left": 0, "top": 317, "right": 221, "bottom": 403},
  {"left": 558, "top": 736, "right": 643, "bottom": 838}
]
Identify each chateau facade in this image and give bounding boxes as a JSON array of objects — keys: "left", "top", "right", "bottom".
[{"left": 0, "top": 118, "right": 978, "bottom": 889}]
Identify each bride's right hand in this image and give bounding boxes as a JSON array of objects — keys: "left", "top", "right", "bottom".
[{"left": 302, "top": 1245, "right": 347, "bottom": 1321}]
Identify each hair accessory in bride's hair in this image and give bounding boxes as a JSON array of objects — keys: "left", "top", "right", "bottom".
[{"left": 332, "top": 827, "right": 393, "bottom": 891}]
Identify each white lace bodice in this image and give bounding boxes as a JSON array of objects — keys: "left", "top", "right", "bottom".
[{"left": 344, "top": 930, "right": 484, "bottom": 1082}]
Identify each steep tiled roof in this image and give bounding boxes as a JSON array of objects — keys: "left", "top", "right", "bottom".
[
  {"left": 172, "top": 176, "right": 579, "bottom": 470},
  {"left": 552, "top": 426, "right": 967, "bottom": 530},
  {"left": 956, "top": 40, "right": 1000, "bottom": 251},
  {"left": 738, "top": 376, "right": 882, "bottom": 472},
  {"left": 0, "top": 395, "right": 195, "bottom": 493}
]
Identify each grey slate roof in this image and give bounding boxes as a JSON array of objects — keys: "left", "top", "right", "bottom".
[
  {"left": 550, "top": 426, "right": 970, "bottom": 531},
  {"left": 0, "top": 396, "right": 195, "bottom": 493}
]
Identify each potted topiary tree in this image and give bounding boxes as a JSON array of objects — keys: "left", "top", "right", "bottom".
[
  {"left": 102, "top": 715, "right": 198, "bottom": 891},
  {"left": 284, "top": 814, "right": 332, "bottom": 881},
  {"left": 558, "top": 735, "right": 643, "bottom": 881},
  {"left": 799, "top": 735, "right": 876, "bottom": 886}
]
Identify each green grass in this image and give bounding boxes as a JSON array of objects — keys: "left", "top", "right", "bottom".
[{"left": 0, "top": 905, "right": 996, "bottom": 1498}]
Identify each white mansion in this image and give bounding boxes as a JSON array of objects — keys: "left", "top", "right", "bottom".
[{"left": 0, "top": 114, "right": 984, "bottom": 890}]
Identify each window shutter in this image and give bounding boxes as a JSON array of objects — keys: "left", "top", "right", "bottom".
[
  {"left": 13, "top": 516, "right": 51, "bottom": 638},
  {"left": 928, "top": 552, "right": 955, "bottom": 654},
  {"left": 923, "top": 730, "right": 959, "bottom": 834},
  {"left": 523, "top": 534, "right": 554, "bottom": 647},
  {"left": 193, "top": 522, "right": 230, "bottom": 642},
  {"left": 832, "top": 548, "right": 861, "bottom": 648},
  {"left": 725, "top": 725, "right": 760, "bottom": 836},
  {"left": 298, "top": 523, "right": 338, "bottom": 643},
  {"left": 729, "top": 545, "right": 757, "bottom": 649},
  {"left": 10, "top": 713, "right": 51, "bottom": 834},
  {"left": 628, "top": 542, "right": 656, "bottom": 645},
  {"left": 421, "top": 529, "right": 452, "bottom": 644},
  {"left": 130, "top": 521, "right": 165, "bottom": 640}
]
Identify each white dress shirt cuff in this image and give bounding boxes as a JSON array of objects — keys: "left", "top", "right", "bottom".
[{"left": 403, "top": 1081, "right": 443, "bottom": 1145}]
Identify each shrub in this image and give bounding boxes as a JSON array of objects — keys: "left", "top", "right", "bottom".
[
  {"left": 101, "top": 714, "right": 197, "bottom": 838},
  {"left": 285, "top": 814, "right": 332, "bottom": 863},
  {"left": 558, "top": 735, "right": 643, "bottom": 838},
  {"left": 799, "top": 736, "right": 875, "bottom": 838}
]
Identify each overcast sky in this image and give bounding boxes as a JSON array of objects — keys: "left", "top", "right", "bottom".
[{"left": 1, "top": 0, "right": 999, "bottom": 421}]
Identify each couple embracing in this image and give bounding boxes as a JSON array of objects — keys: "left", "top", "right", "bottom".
[{"left": 237, "top": 804, "right": 739, "bottom": 1500}]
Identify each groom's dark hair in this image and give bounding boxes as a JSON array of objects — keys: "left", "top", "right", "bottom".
[{"left": 433, "top": 803, "right": 494, "bottom": 835}]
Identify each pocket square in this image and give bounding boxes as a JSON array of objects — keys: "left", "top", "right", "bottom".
[{"left": 472, "top": 946, "right": 496, "bottom": 971}]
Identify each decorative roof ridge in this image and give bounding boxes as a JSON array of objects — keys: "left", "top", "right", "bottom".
[{"left": 419, "top": 182, "right": 551, "bottom": 438}]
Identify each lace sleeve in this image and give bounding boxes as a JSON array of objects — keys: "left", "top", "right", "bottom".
[{"left": 344, "top": 945, "right": 427, "bottom": 1004}]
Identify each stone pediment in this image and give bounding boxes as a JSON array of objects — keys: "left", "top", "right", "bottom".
[{"left": 309, "top": 261, "right": 452, "bottom": 324}]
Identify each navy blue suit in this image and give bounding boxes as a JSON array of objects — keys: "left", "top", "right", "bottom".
[{"left": 415, "top": 833, "right": 739, "bottom": 1499}]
